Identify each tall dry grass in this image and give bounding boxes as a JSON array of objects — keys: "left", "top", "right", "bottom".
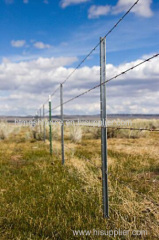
[
  {"left": 69, "top": 125, "right": 83, "bottom": 143},
  {"left": 0, "top": 119, "right": 159, "bottom": 239},
  {"left": 82, "top": 119, "right": 159, "bottom": 139},
  {"left": 0, "top": 122, "right": 22, "bottom": 140},
  {"left": 1, "top": 119, "right": 158, "bottom": 142}
]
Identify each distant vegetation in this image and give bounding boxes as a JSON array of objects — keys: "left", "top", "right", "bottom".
[{"left": 1, "top": 119, "right": 159, "bottom": 142}]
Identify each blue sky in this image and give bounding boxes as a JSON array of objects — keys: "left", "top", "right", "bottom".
[
  {"left": 0, "top": 0, "right": 159, "bottom": 65},
  {"left": 0, "top": 0, "right": 159, "bottom": 115}
]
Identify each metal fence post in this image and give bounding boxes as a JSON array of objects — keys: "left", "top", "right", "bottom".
[
  {"left": 100, "top": 37, "right": 109, "bottom": 218},
  {"left": 38, "top": 110, "right": 40, "bottom": 134},
  {"left": 43, "top": 104, "right": 46, "bottom": 142},
  {"left": 60, "top": 84, "right": 65, "bottom": 165},
  {"left": 40, "top": 108, "right": 42, "bottom": 135},
  {"left": 49, "top": 95, "right": 53, "bottom": 155}
]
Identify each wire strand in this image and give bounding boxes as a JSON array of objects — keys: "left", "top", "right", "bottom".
[
  {"left": 51, "top": 85, "right": 60, "bottom": 97},
  {"left": 49, "top": 0, "right": 140, "bottom": 99},
  {"left": 76, "top": 125, "right": 159, "bottom": 132},
  {"left": 51, "top": 53, "right": 159, "bottom": 111}
]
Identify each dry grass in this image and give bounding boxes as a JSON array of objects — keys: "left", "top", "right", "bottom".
[
  {"left": 81, "top": 119, "right": 159, "bottom": 139},
  {"left": 0, "top": 122, "right": 22, "bottom": 140},
  {"left": 108, "top": 134, "right": 159, "bottom": 159},
  {"left": 0, "top": 120, "right": 159, "bottom": 239},
  {"left": 68, "top": 125, "right": 83, "bottom": 143}
]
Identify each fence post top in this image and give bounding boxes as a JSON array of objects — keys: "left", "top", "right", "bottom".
[{"left": 49, "top": 95, "right": 51, "bottom": 102}]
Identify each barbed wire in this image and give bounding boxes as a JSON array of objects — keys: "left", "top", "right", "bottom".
[
  {"left": 29, "top": 117, "right": 159, "bottom": 132},
  {"left": 51, "top": 85, "right": 60, "bottom": 97},
  {"left": 76, "top": 124, "right": 159, "bottom": 132},
  {"left": 51, "top": 53, "right": 159, "bottom": 111},
  {"left": 40, "top": 0, "right": 140, "bottom": 107}
]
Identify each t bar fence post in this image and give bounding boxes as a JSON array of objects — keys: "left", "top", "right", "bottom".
[
  {"left": 49, "top": 95, "right": 53, "bottom": 155},
  {"left": 100, "top": 37, "right": 109, "bottom": 218},
  {"left": 60, "top": 84, "right": 65, "bottom": 165},
  {"left": 38, "top": 110, "right": 40, "bottom": 134},
  {"left": 43, "top": 104, "right": 46, "bottom": 142},
  {"left": 40, "top": 108, "right": 42, "bottom": 135}
]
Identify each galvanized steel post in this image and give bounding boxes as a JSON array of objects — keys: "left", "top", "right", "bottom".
[
  {"left": 60, "top": 84, "right": 65, "bottom": 165},
  {"left": 43, "top": 104, "right": 46, "bottom": 142},
  {"left": 49, "top": 95, "right": 53, "bottom": 155},
  {"left": 100, "top": 37, "right": 109, "bottom": 218},
  {"left": 40, "top": 108, "right": 42, "bottom": 135}
]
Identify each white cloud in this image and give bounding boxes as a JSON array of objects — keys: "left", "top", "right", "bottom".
[
  {"left": 88, "top": 5, "right": 111, "bottom": 19},
  {"left": 0, "top": 54, "right": 159, "bottom": 115},
  {"left": 113, "top": 0, "right": 153, "bottom": 18},
  {"left": 61, "top": 0, "right": 89, "bottom": 8},
  {"left": 11, "top": 40, "right": 26, "bottom": 48},
  {"left": 23, "top": 0, "right": 28, "bottom": 3},
  {"left": 33, "top": 42, "right": 51, "bottom": 49},
  {"left": 88, "top": 0, "right": 153, "bottom": 19}
]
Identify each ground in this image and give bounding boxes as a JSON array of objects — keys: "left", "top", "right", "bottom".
[{"left": 0, "top": 125, "right": 159, "bottom": 240}]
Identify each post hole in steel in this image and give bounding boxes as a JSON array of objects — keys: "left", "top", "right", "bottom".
[
  {"left": 43, "top": 104, "right": 46, "bottom": 142},
  {"left": 100, "top": 37, "right": 109, "bottom": 218},
  {"left": 49, "top": 95, "right": 53, "bottom": 155},
  {"left": 60, "top": 84, "right": 65, "bottom": 165}
]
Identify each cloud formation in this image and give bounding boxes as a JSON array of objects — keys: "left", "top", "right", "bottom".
[
  {"left": 88, "top": 0, "right": 153, "bottom": 19},
  {"left": 0, "top": 54, "right": 158, "bottom": 116},
  {"left": 33, "top": 42, "right": 52, "bottom": 49},
  {"left": 88, "top": 5, "right": 111, "bottom": 19},
  {"left": 61, "top": 0, "right": 89, "bottom": 8},
  {"left": 113, "top": 0, "right": 153, "bottom": 17},
  {"left": 11, "top": 40, "right": 26, "bottom": 48}
]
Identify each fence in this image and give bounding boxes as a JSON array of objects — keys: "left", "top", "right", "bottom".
[{"left": 35, "top": 0, "right": 159, "bottom": 219}]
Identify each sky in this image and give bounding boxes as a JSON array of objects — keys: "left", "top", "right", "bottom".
[{"left": 0, "top": 0, "right": 159, "bottom": 116}]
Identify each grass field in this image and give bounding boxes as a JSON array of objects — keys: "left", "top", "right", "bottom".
[{"left": 0, "top": 120, "right": 159, "bottom": 239}]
